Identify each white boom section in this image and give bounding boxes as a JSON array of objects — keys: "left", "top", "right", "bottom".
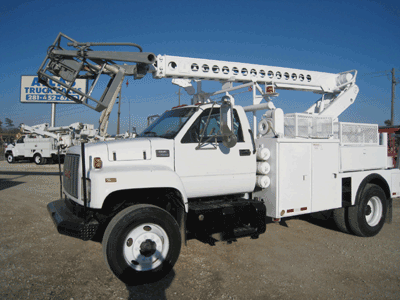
[
  {"left": 153, "top": 55, "right": 359, "bottom": 121},
  {"left": 153, "top": 55, "right": 356, "bottom": 94},
  {"left": 21, "top": 124, "right": 59, "bottom": 140}
]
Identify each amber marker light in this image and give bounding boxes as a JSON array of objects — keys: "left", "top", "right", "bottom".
[{"left": 94, "top": 157, "right": 102, "bottom": 169}]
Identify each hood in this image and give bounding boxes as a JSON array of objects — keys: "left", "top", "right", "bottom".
[{"left": 106, "top": 138, "right": 152, "bottom": 161}]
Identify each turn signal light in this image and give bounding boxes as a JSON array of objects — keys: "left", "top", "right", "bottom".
[{"left": 94, "top": 157, "right": 102, "bottom": 169}]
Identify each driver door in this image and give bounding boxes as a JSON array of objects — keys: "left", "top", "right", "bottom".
[{"left": 175, "top": 107, "right": 255, "bottom": 198}]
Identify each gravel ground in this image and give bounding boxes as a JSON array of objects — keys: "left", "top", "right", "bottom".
[{"left": 0, "top": 160, "right": 399, "bottom": 300}]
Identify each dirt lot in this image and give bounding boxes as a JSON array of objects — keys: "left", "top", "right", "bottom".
[{"left": 0, "top": 160, "right": 399, "bottom": 300}]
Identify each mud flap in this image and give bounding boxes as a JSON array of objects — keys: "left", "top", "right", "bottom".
[{"left": 386, "top": 198, "right": 393, "bottom": 224}]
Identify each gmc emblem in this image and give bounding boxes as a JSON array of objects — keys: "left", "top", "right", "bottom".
[{"left": 64, "top": 170, "right": 71, "bottom": 179}]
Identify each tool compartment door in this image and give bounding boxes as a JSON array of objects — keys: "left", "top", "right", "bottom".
[
  {"left": 278, "top": 142, "right": 311, "bottom": 215},
  {"left": 311, "top": 142, "right": 340, "bottom": 212}
]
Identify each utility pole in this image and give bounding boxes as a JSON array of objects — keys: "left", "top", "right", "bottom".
[
  {"left": 176, "top": 87, "right": 182, "bottom": 106},
  {"left": 117, "top": 88, "right": 122, "bottom": 135},
  {"left": 391, "top": 68, "right": 396, "bottom": 126}
]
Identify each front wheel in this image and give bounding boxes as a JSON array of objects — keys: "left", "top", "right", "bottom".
[
  {"left": 348, "top": 184, "right": 387, "bottom": 237},
  {"left": 102, "top": 204, "right": 181, "bottom": 285},
  {"left": 6, "top": 153, "right": 15, "bottom": 163}
]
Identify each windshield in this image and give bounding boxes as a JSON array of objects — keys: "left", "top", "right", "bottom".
[{"left": 138, "top": 107, "right": 198, "bottom": 139}]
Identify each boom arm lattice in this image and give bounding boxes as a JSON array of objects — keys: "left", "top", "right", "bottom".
[{"left": 37, "top": 33, "right": 156, "bottom": 136}]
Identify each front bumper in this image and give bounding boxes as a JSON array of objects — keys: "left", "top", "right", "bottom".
[{"left": 47, "top": 199, "right": 99, "bottom": 241}]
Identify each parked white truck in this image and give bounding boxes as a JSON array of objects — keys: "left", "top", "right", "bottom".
[
  {"left": 5, "top": 135, "right": 62, "bottom": 165},
  {"left": 4, "top": 122, "right": 99, "bottom": 164},
  {"left": 39, "top": 34, "right": 400, "bottom": 285},
  {"left": 5, "top": 123, "right": 66, "bottom": 164}
]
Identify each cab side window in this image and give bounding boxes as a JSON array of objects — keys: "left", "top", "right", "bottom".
[{"left": 181, "top": 108, "right": 244, "bottom": 143}]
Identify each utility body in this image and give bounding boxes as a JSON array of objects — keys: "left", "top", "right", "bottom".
[
  {"left": 40, "top": 33, "right": 400, "bottom": 285},
  {"left": 5, "top": 135, "right": 62, "bottom": 165}
]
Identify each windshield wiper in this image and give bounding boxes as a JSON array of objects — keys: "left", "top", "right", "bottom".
[
  {"left": 143, "top": 131, "right": 157, "bottom": 137},
  {"left": 159, "top": 132, "right": 175, "bottom": 139}
]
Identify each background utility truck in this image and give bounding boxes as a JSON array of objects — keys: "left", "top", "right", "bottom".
[
  {"left": 38, "top": 33, "right": 400, "bottom": 285},
  {"left": 5, "top": 122, "right": 99, "bottom": 164}
]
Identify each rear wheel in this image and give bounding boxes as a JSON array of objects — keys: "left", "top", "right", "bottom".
[
  {"left": 102, "top": 204, "right": 181, "bottom": 285},
  {"left": 332, "top": 207, "right": 351, "bottom": 234},
  {"left": 34, "top": 154, "right": 47, "bottom": 165},
  {"left": 348, "top": 184, "right": 387, "bottom": 237}
]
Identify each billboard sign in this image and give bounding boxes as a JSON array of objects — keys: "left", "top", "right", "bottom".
[{"left": 20, "top": 75, "right": 87, "bottom": 104}]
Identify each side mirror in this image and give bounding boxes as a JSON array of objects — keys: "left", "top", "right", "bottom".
[{"left": 220, "top": 96, "right": 237, "bottom": 148}]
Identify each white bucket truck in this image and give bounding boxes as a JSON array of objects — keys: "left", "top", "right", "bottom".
[
  {"left": 38, "top": 34, "right": 400, "bottom": 285},
  {"left": 5, "top": 122, "right": 98, "bottom": 164}
]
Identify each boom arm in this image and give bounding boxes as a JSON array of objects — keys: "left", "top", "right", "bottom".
[
  {"left": 152, "top": 55, "right": 358, "bottom": 119},
  {"left": 37, "top": 33, "right": 358, "bottom": 137},
  {"left": 21, "top": 124, "right": 59, "bottom": 140},
  {"left": 37, "top": 33, "right": 156, "bottom": 136}
]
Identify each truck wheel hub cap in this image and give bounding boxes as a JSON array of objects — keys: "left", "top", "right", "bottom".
[
  {"left": 365, "top": 196, "right": 382, "bottom": 227},
  {"left": 140, "top": 239, "right": 157, "bottom": 257},
  {"left": 123, "top": 223, "right": 169, "bottom": 271}
]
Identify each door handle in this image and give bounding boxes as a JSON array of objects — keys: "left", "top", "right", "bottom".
[{"left": 240, "top": 149, "right": 251, "bottom": 156}]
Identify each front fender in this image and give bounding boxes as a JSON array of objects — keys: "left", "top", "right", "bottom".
[{"left": 88, "top": 164, "right": 189, "bottom": 212}]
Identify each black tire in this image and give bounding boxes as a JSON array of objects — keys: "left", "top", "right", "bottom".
[
  {"left": 34, "top": 154, "right": 47, "bottom": 165},
  {"left": 348, "top": 184, "right": 387, "bottom": 237},
  {"left": 6, "top": 153, "right": 15, "bottom": 164},
  {"left": 102, "top": 204, "right": 181, "bottom": 285},
  {"left": 332, "top": 207, "right": 351, "bottom": 234},
  {"left": 34, "top": 154, "right": 43, "bottom": 165}
]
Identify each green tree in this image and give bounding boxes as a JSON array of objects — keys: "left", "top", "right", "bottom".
[
  {"left": 0, "top": 119, "right": 3, "bottom": 132},
  {"left": 5, "top": 118, "right": 14, "bottom": 129},
  {"left": 384, "top": 119, "right": 393, "bottom": 126}
]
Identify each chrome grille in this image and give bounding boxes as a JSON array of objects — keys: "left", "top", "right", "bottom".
[{"left": 63, "top": 154, "right": 80, "bottom": 198}]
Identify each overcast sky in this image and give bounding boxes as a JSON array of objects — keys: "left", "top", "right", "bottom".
[{"left": 1, "top": 0, "right": 399, "bottom": 134}]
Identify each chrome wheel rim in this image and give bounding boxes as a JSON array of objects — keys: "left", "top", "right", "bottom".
[
  {"left": 365, "top": 196, "right": 383, "bottom": 227},
  {"left": 123, "top": 223, "right": 169, "bottom": 271}
]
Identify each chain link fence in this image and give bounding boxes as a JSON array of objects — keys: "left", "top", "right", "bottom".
[
  {"left": 0, "top": 144, "right": 5, "bottom": 161},
  {"left": 0, "top": 132, "right": 17, "bottom": 161}
]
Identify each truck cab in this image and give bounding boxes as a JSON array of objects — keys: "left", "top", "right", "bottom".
[{"left": 61, "top": 101, "right": 260, "bottom": 212}]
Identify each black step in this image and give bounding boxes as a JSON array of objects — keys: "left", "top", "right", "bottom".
[
  {"left": 233, "top": 226, "right": 257, "bottom": 238},
  {"left": 187, "top": 198, "right": 267, "bottom": 240}
]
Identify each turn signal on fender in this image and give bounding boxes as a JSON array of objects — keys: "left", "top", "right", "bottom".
[{"left": 94, "top": 157, "right": 102, "bottom": 169}]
